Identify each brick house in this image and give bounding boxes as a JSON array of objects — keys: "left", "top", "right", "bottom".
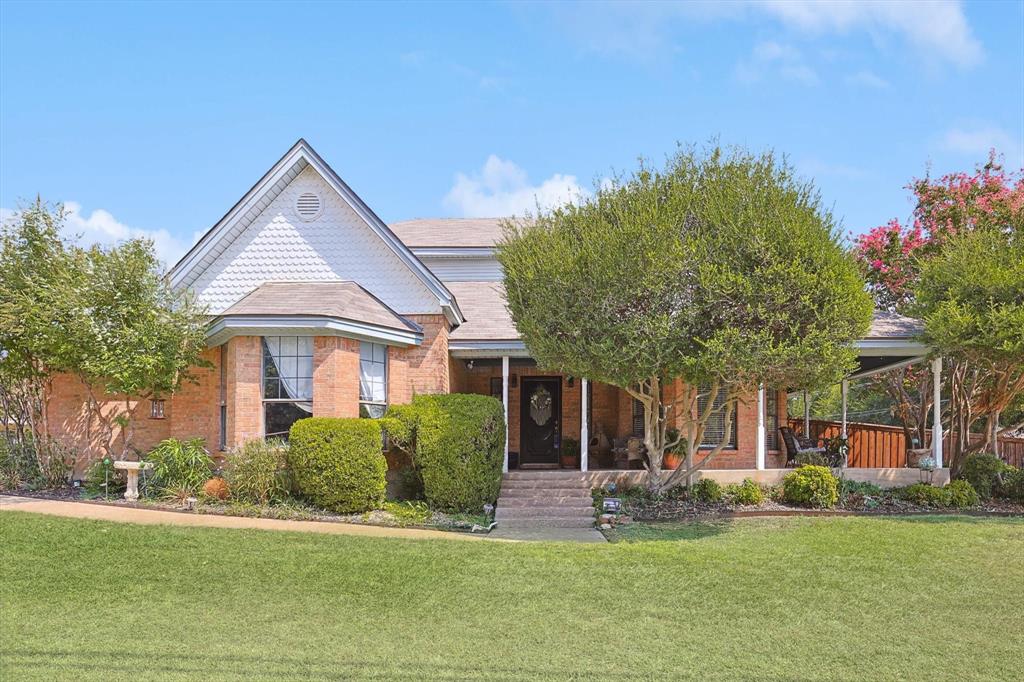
[{"left": 48, "top": 140, "right": 941, "bottom": 475}]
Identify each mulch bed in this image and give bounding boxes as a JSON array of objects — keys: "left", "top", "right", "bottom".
[{"left": 611, "top": 495, "right": 1024, "bottom": 522}]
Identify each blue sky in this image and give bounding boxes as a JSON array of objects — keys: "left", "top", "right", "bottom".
[{"left": 1, "top": 1, "right": 1022, "bottom": 265}]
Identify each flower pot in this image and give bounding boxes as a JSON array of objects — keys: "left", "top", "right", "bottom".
[
  {"left": 560, "top": 454, "right": 579, "bottom": 469},
  {"left": 664, "top": 452, "right": 682, "bottom": 470}
]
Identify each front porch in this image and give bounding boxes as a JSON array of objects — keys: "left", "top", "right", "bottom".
[{"left": 449, "top": 355, "right": 791, "bottom": 473}]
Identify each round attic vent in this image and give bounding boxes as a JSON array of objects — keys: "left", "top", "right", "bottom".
[{"left": 295, "top": 192, "right": 322, "bottom": 221}]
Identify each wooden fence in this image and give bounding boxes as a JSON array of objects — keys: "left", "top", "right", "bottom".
[{"left": 788, "top": 419, "right": 1024, "bottom": 469}]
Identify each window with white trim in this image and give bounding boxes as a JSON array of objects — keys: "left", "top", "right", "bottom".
[
  {"left": 262, "top": 336, "right": 313, "bottom": 439},
  {"left": 359, "top": 342, "right": 388, "bottom": 418},
  {"left": 698, "top": 385, "right": 737, "bottom": 449}
]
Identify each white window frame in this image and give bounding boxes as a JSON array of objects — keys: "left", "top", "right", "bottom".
[
  {"left": 261, "top": 336, "right": 314, "bottom": 439},
  {"left": 359, "top": 341, "right": 388, "bottom": 418}
]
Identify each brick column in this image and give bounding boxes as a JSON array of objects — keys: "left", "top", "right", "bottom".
[
  {"left": 312, "top": 336, "right": 360, "bottom": 418},
  {"left": 226, "top": 336, "right": 262, "bottom": 447}
]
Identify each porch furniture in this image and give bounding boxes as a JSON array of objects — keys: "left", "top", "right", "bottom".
[
  {"left": 779, "top": 427, "right": 825, "bottom": 467},
  {"left": 611, "top": 437, "right": 627, "bottom": 469},
  {"left": 906, "top": 448, "right": 932, "bottom": 469},
  {"left": 627, "top": 437, "right": 646, "bottom": 470},
  {"left": 113, "top": 460, "right": 153, "bottom": 501}
]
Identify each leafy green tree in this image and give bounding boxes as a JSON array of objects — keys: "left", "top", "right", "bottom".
[
  {"left": 499, "top": 146, "right": 872, "bottom": 491},
  {"left": 0, "top": 199, "right": 84, "bottom": 444},
  {"left": 915, "top": 226, "right": 1024, "bottom": 475},
  {"left": 1, "top": 200, "right": 209, "bottom": 460}
]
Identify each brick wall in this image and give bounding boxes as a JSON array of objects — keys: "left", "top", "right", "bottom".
[
  {"left": 45, "top": 373, "right": 172, "bottom": 473},
  {"left": 313, "top": 336, "right": 360, "bottom": 417},
  {"left": 226, "top": 335, "right": 262, "bottom": 446},
  {"left": 169, "top": 347, "right": 221, "bottom": 452},
  {"left": 390, "top": 314, "right": 450, "bottom": 399}
]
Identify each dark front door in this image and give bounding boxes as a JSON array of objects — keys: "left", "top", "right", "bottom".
[{"left": 520, "top": 378, "right": 561, "bottom": 465}]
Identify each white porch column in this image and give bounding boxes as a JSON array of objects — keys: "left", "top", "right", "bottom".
[
  {"left": 932, "top": 357, "right": 943, "bottom": 468},
  {"left": 841, "top": 379, "right": 849, "bottom": 438},
  {"left": 803, "top": 389, "right": 811, "bottom": 435},
  {"left": 502, "top": 356, "right": 510, "bottom": 474},
  {"left": 580, "top": 378, "right": 589, "bottom": 472},
  {"left": 755, "top": 384, "right": 766, "bottom": 470}
]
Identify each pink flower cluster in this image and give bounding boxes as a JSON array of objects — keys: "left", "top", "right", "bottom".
[{"left": 854, "top": 150, "right": 1022, "bottom": 310}]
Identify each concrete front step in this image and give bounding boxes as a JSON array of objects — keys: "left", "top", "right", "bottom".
[
  {"left": 493, "top": 499, "right": 593, "bottom": 509},
  {"left": 499, "top": 496, "right": 593, "bottom": 507},
  {"left": 499, "top": 481, "right": 592, "bottom": 492},
  {"left": 499, "top": 487, "right": 593, "bottom": 498},
  {"left": 504, "top": 471, "right": 590, "bottom": 481},
  {"left": 497, "top": 507, "right": 598, "bottom": 518},
  {"left": 496, "top": 517, "right": 596, "bottom": 529}
]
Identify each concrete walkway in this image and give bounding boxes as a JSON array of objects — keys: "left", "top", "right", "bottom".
[
  {"left": 488, "top": 526, "right": 607, "bottom": 543},
  {"left": 0, "top": 495, "right": 484, "bottom": 542},
  {"left": 0, "top": 495, "right": 606, "bottom": 543}
]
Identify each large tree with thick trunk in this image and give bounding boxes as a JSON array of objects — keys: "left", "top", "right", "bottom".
[{"left": 498, "top": 146, "right": 872, "bottom": 492}]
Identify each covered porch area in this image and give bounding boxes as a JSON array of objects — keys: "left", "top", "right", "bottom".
[{"left": 448, "top": 343, "right": 790, "bottom": 473}]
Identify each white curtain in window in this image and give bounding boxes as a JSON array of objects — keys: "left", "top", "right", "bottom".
[
  {"left": 359, "top": 342, "right": 387, "bottom": 403},
  {"left": 264, "top": 336, "right": 313, "bottom": 413}
]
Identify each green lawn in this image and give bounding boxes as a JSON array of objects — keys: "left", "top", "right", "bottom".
[{"left": 2, "top": 512, "right": 1022, "bottom": 681}]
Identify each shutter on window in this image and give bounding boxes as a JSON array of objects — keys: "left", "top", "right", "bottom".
[
  {"left": 632, "top": 399, "right": 645, "bottom": 437},
  {"left": 698, "top": 385, "right": 736, "bottom": 448},
  {"left": 765, "top": 390, "right": 779, "bottom": 450}
]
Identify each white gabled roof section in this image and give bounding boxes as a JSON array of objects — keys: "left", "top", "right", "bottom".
[{"left": 168, "top": 139, "right": 464, "bottom": 325}]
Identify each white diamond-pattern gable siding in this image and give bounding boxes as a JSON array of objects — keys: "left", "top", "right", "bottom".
[{"left": 191, "top": 166, "right": 440, "bottom": 315}]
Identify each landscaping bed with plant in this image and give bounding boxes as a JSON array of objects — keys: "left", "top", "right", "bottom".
[
  {"left": 0, "top": 393, "right": 505, "bottom": 533},
  {"left": 593, "top": 456, "right": 1024, "bottom": 528}
]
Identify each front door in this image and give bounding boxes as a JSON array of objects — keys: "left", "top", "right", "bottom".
[{"left": 520, "top": 378, "right": 561, "bottom": 466}]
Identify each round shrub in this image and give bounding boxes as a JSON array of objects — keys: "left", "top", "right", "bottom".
[
  {"left": 898, "top": 482, "right": 948, "bottom": 507},
  {"left": 202, "top": 477, "right": 230, "bottom": 501},
  {"left": 691, "top": 477, "right": 723, "bottom": 503},
  {"left": 961, "top": 453, "right": 1008, "bottom": 500},
  {"left": 386, "top": 394, "right": 505, "bottom": 513},
  {"left": 224, "top": 438, "right": 292, "bottom": 505},
  {"left": 997, "top": 466, "right": 1024, "bottom": 503},
  {"left": 288, "top": 418, "right": 386, "bottom": 513},
  {"left": 782, "top": 465, "right": 839, "bottom": 508},
  {"left": 727, "top": 478, "right": 764, "bottom": 506},
  {"left": 945, "top": 480, "right": 979, "bottom": 508}
]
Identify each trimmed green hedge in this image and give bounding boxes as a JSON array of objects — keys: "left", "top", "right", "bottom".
[
  {"left": 384, "top": 394, "right": 505, "bottom": 513},
  {"left": 288, "top": 418, "right": 386, "bottom": 513}
]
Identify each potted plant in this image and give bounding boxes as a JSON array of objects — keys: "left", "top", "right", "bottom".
[
  {"left": 663, "top": 428, "right": 683, "bottom": 470},
  {"left": 824, "top": 435, "right": 849, "bottom": 468},
  {"left": 918, "top": 455, "right": 936, "bottom": 484},
  {"left": 560, "top": 437, "right": 580, "bottom": 469}
]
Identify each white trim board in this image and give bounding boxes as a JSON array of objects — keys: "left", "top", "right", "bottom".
[{"left": 206, "top": 315, "right": 423, "bottom": 348}]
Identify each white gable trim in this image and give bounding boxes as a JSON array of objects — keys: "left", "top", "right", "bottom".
[
  {"left": 206, "top": 315, "right": 423, "bottom": 348},
  {"left": 169, "top": 139, "right": 464, "bottom": 325}
]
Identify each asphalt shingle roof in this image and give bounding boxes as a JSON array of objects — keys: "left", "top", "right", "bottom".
[{"left": 219, "top": 281, "right": 421, "bottom": 332}]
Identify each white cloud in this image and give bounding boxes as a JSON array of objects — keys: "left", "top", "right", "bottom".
[
  {"left": 443, "top": 156, "right": 589, "bottom": 218},
  {"left": 939, "top": 125, "right": 1022, "bottom": 165},
  {"left": 756, "top": 0, "right": 982, "bottom": 68},
  {"left": 846, "top": 69, "right": 891, "bottom": 89},
  {"left": 736, "top": 40, "right": 818, "bottom": 85},
  {"left": 1, "top": 201, "right": 191, "bottom": 267},
  {"left": 544, "top": 1, "right": 982, "bottom": 67}
]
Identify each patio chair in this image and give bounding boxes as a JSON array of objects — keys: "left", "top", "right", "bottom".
[{"left": 779, "top": 426, "right": 826, "bottom": 467}]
